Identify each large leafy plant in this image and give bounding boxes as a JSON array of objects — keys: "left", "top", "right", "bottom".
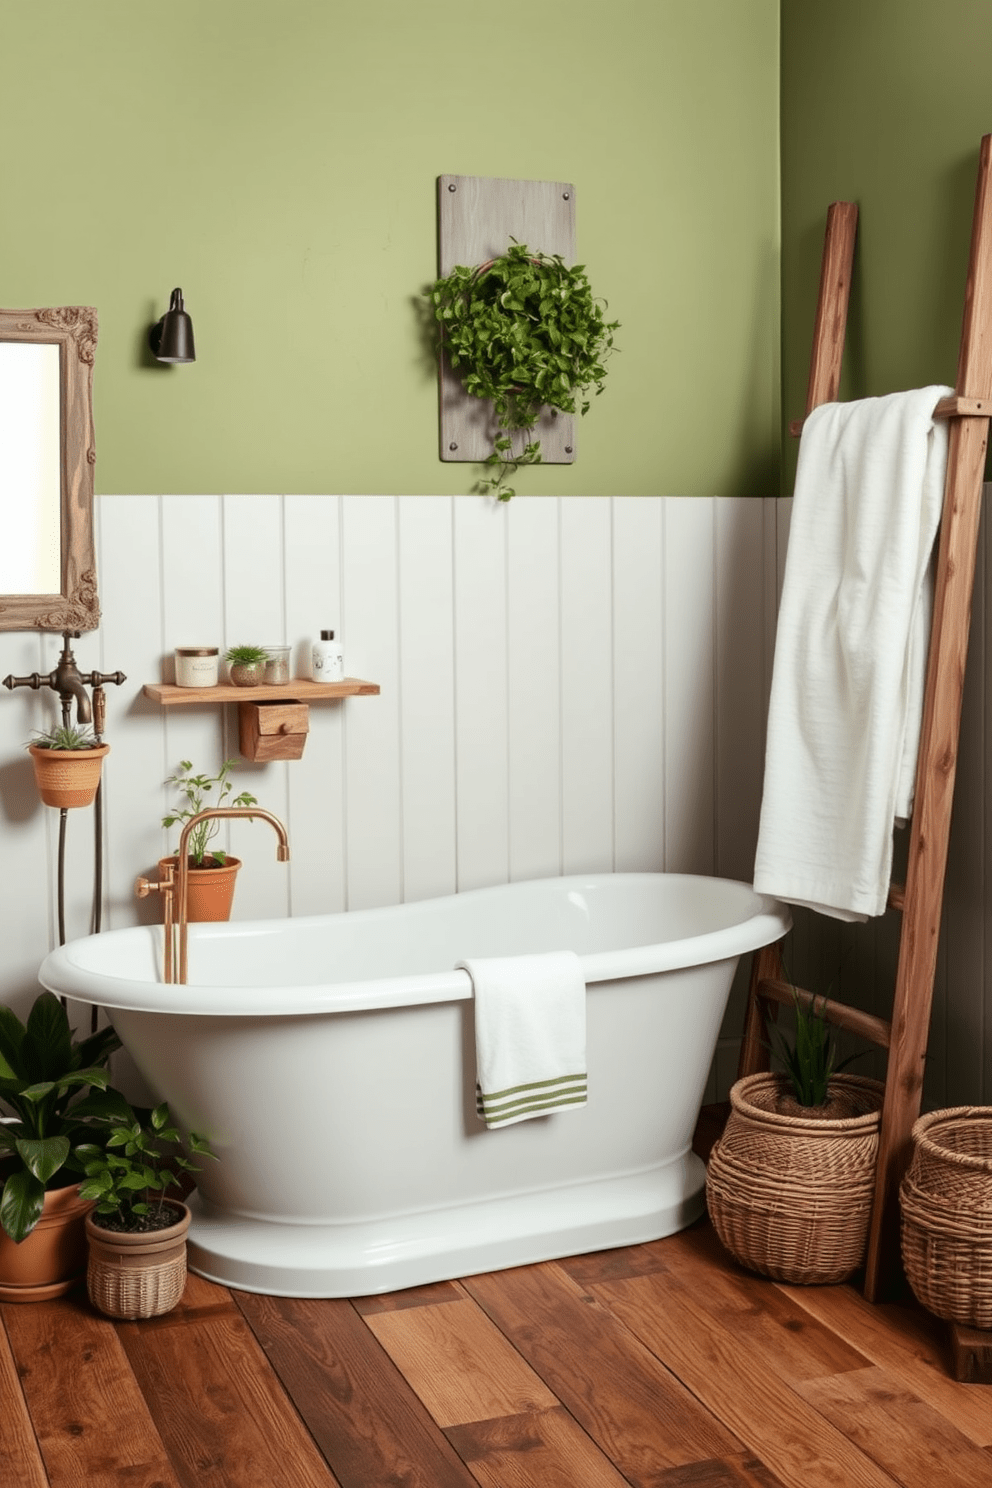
[
  {"left": 0, "top": 991, "right": 123, "bottom": 1243},
  {"left": 428, "top": 241, "right": 619, "bottom": 500}
]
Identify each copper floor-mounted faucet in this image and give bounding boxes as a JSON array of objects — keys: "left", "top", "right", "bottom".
[{"left": 137, "top": 807, "right": 290, "bottom": 984}]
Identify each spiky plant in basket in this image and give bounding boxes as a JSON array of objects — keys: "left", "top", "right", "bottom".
[{"left": 766, "top": 988, "right": 866, "bottom": 1117}]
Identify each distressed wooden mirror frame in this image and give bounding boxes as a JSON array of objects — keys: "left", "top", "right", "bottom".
[{"left": 0, "top": 306, "right": 100, "bottom": 632}]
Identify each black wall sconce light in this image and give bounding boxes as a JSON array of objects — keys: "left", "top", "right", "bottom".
[{"left": 149, "top": 288, "right": 196, "bottom": 363}]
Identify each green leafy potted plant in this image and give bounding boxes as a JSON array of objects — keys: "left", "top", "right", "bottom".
[
  {"left": 160, "top": 757, "right": 258, "bottom": 922},
  {"left": 225, "top": 643, "right": 269, "bottom": 687},
  {"left": 26, "top": 722, "right": 110, "bottom": 809},
  {"left": 427, "top": 240, "right": 619, "bottom": 500},
  {"left": 78, "top": 1098, "right": 216, "bottom": 1319},
  {"left": 0, "top": 991, "right": 122, "bottom": 1299},
  {"left": 706, "top": 989, "right": 884, "bottom": 1285}
]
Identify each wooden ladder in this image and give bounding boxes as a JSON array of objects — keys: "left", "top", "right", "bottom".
[{"left": 738, "top": 134, "right": 992, "bottom": 1301}]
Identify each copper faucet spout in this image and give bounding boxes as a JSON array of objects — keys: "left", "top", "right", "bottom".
[
  {"left": 177, "top": 806, "right": 290, "bottom": 864},
  {"left": 174, "top": 807, "right": 290, "bottom": 984}
]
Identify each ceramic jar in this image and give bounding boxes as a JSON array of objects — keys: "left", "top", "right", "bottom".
[
  {"left": 228, "top": 661, "right": 265, "bottom": 687},
  {"left": 175, "top": 647, "right": 219, "bottom": 687}
]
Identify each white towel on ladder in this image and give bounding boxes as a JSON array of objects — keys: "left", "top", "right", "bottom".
[
  {"left": 459, "top": 950, "right": 588, "bottom": 1128},
  {"left": 753, "top": 386, "right": 953, "bottom": 922}
]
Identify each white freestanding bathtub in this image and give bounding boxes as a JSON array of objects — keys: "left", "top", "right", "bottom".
[{"left": 40, "top": 872, "right": 789, "bottom": 1297}]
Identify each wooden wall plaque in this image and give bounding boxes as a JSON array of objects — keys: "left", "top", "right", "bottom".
[{"left": 436, "top": 174, "right": 576, "bottom": 466}]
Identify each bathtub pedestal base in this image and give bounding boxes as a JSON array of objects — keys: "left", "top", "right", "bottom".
[{"left": 186, "top": 1153, "right": 706, "bottom": 1298}]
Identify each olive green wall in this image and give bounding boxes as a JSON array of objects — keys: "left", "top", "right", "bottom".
[
  {"left": 781, "top": 0, "right": 992, "bottom": 486},
  {"left": 2, "top": 0, "right": 780, "bottom": 497}
]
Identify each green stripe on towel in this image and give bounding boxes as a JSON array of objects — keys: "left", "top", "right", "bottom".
[
  {"left": 477, "top": 1073, "right": 588, "bottom": 1127},
  {"left": 480, "top": 1072, "right": 588, "bottom": 1102}
]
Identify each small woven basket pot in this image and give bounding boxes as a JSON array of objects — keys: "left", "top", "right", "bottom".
[
  {"left": 706, "top": 1072, "right": 885, "bottom": 1285},
  {"left": 29, "top": 742, "right": 109, "bottom": 809},
  {"left": 85, "top": 1202, "right": 190, "bottom": 1320},
  {"left": 900, "top": 1106, "right": 992, "bottom": 1329}
]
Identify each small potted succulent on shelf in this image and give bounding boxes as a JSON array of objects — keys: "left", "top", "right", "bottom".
[
  {"left": 706, "top": 989, "right": 884, "bottom": 1286},
  {"left": 0, "top": 991, "right": 122, "bottom": 1300},
  {"left": 225, "top": 644, "right": 269, "bottom": 687},
  {"left": 77, "top": 1098, "right": 216, "bottom": 1319},
  {"left": 26, "top": 722, "right": 110, "bottom": 809},
  {"left": 160, "top": 758, "right": 258, "bottom": 921}
]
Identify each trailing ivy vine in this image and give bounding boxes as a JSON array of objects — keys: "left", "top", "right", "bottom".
[{"left": 427, "top": 241, "right": 619, "bottom": 500}]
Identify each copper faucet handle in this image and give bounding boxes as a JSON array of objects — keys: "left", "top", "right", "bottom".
[{"left": 136, "top": 874, "right": 176, "bottom": 899}]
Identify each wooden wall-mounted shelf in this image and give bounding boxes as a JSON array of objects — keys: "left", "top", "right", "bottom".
[
  {"left": 143, "top": 677, "right": 380, "bottom": 761},
  {"left": 143, "top": 678, "right": 379, "bottom": 707}
]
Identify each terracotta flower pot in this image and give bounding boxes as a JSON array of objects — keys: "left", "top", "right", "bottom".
[
  {"left": 86, "top": 1201, "right": 190, "bottom": 1319},
  {"left": 29, "top": 742, "right": 110, "bottom": 809},
  {"left": 159, "top": 856, "right": 242, "bottom": 922},
  {"left": 0, "top": 1181, "right": 94, "bottom": 1302}
]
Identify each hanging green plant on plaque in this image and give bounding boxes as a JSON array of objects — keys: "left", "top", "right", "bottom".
[{"left": 427, "top": 241, "right": 619, "bottom": 501}]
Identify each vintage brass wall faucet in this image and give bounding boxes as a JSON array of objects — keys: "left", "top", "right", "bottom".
[{"left": 136, "top": 807, "right": 290, "bottom": 984}]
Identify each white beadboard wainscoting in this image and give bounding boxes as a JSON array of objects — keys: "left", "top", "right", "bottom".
[{"left": 0, "top": 490, "right": 990, "bottom": 1108}]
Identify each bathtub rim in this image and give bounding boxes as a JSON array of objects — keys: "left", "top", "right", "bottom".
[{"left": 39, "top": 871, "right": 791, "bottom": 1017}]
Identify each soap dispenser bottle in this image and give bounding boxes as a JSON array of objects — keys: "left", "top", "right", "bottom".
[{"left": 311, "top": 629, "right": 344, "bottom": 682}]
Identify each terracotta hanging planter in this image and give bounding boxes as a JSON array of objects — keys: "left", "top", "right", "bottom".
[
  {"left": 159, "top": 855, "right": 242, "bottom": 922},
  {"left": 28, "top": 742, "right": 109, "bottom": 809},
  {"left": 86, "top": 1201, "right": 191, "bottom": 1319},
  {"left": 0, "top": 1181, "right": 94, "bottom": 1302}
]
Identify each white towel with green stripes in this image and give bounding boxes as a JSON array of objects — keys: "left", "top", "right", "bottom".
[{"left": 459, "top": 950, "right": 587, "bottom": 1129}]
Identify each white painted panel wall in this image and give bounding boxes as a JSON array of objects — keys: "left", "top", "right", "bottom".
[
  {"left": 663, "top": 499, "right": 716, "bottom": 875},
  {"left": 397, "top": 496, "right": 457, "bottom": 904},
  {"left": 453, "top": 497, "right": 510, "bottom": 891},
  {"left": 613, "top": 497, "right": 665, "bottom": 872},
  {"left": 506, "top": 498, "right": 561, "bottom": 883},
  {"left": 2, "top": 491, "right": 991, "bottom": 1109},
  {"left": 283, "top": 495, "right": 345, "bottom": 916}
]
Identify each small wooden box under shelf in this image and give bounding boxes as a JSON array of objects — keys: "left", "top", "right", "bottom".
[{"left": 142, "top": 677, "right": 380, "bottom": 762}]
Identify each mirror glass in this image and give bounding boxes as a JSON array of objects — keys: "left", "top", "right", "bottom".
[
  {"left": 0, "top": 343, "right": 61, "bottom": 593},
  {"left": 0, "top": 307, "right": 100, "bottom": 632}
]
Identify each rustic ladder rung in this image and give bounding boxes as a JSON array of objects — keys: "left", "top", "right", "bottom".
[
  {"left": 791, "top": 395, "right": 992, "bottom": 440},
  {"left": 756, "top": 978, "right": 893, "bottom": 1050},
  {"left": 933, "top": 394, "right": 992, "bottom": 418},
  {"left": 887, "top": 882, "right": 906, "bottom": 910}
]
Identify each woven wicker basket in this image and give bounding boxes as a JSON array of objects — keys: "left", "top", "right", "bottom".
[
  {"left": 85, "top": 1203, "right": 190, "bottom": 1320},
  {"left": 900, "top": 1106, "right": 992, "bottom": 1328},
  {"left": 706, "top": 1072, "right": 885, "bottom": 1285}
]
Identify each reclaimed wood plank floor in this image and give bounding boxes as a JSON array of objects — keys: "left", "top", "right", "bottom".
[{"left": 2, "top": 1118, "right": 989, "bottom": 1488}]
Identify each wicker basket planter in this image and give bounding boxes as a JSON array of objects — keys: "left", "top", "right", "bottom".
[
  {"left": 900, "top": 1106, "right": 992, "bottom": 1329},
  {"left": 706, "top": 1071, "right": 885, "bottom": 1285},
  {"left": 85, "top": 1201, "right": 190, "bottom": 1320}
]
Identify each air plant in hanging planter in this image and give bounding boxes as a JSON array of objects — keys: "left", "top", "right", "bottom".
[
  {"left": 25, "top": 724, "right": 110, "bottom": 809},
  {"left": 427, "top": 241, "right": 619, "bottom": 500}
]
